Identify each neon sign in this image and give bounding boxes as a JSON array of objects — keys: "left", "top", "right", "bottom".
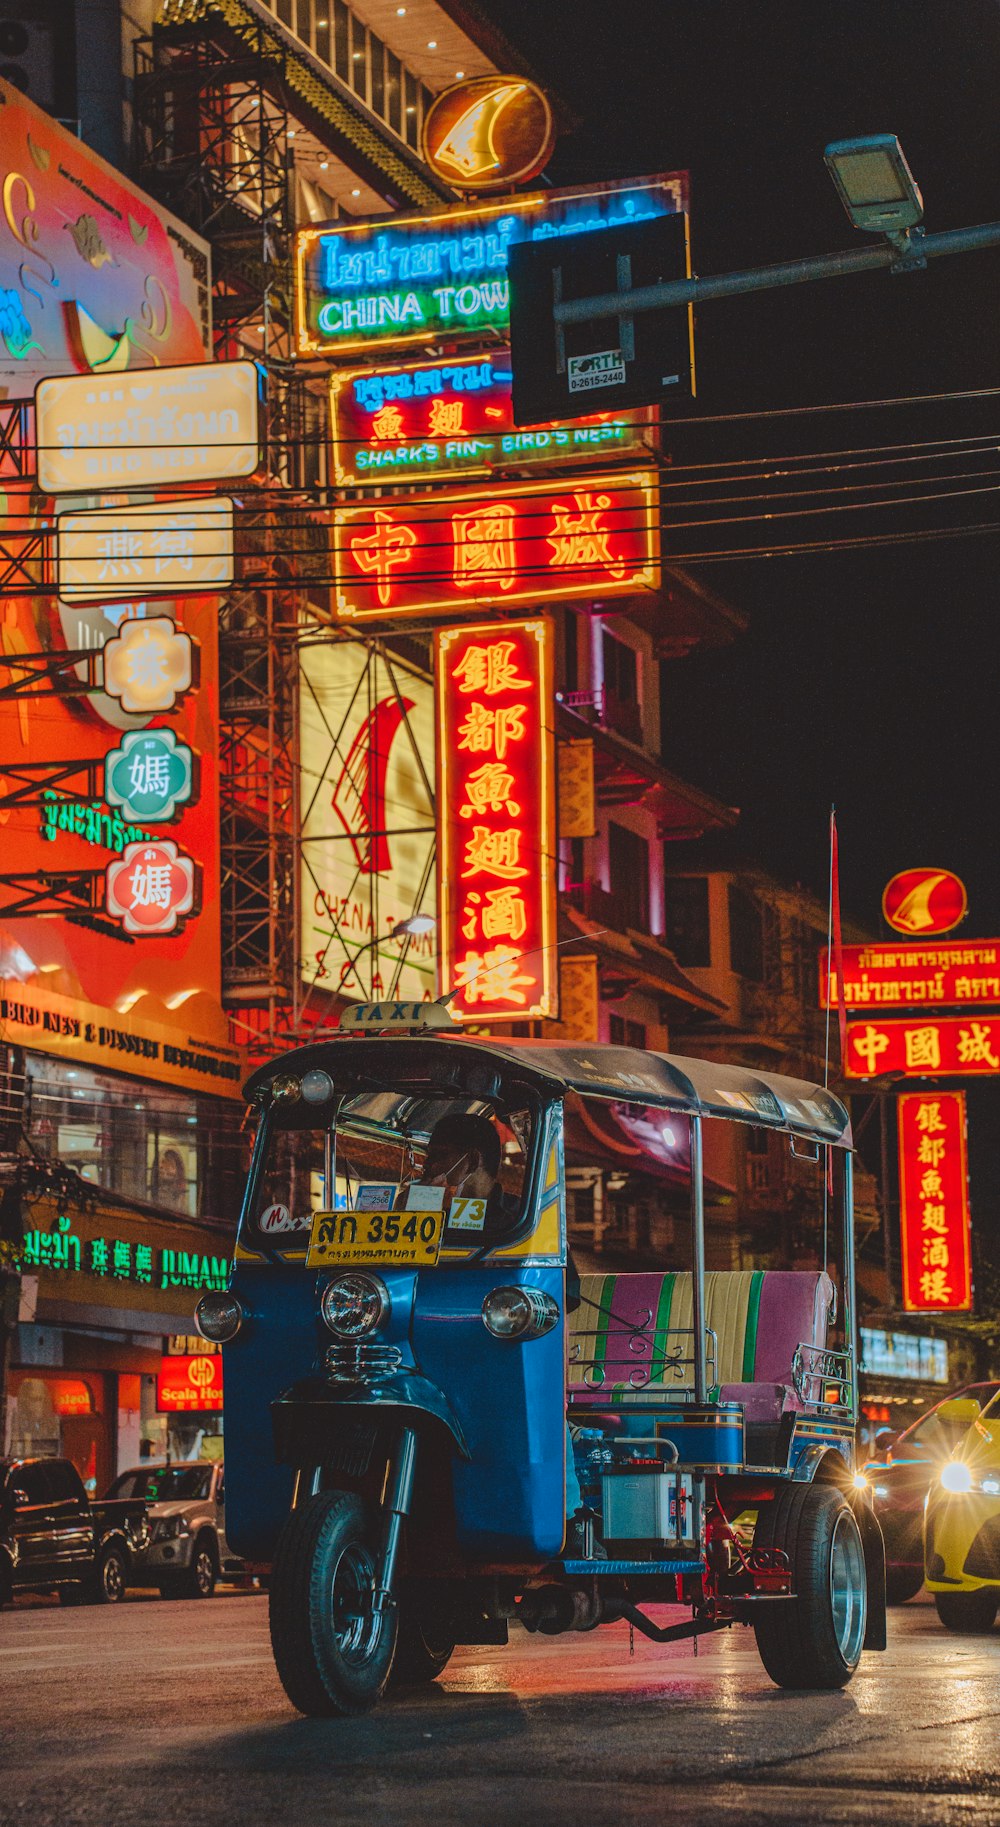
[
  {"left": 296, "top": 173, "right": 687, "bottom": 357},
  {"left": 156, "top": 1354, "right": 224, "bottom": 1412},
  {"left": 21, "top": 1212, "right": 229, "bottom": 1292},
  {"left": 846, "top": 1016, "right": 1000, "bottom": 1077},
  {"left": 106, "top": 839, "right": 199, "bottom": 936},
  {"left": 329, "top": 350, "right": 653, "bottom": 486},
  {"left": 333, "top": 470, "right": 660, "bottom": 623},
  {"left": 423, "top": 77, "right": 555, "bottom": 191},
  {"left": 436, "top": 619, "right": 556, "bottom": 1023},
  {"left": 898, "top": 1091, "right": 972, "bottom": 1313},
  {"left": 820, "top": 941, "right": 1000, "bottom": 1010},
  {"left": 882, "top": 868, "right": 967, "bottom": 936},
  {"left": 104, "top": 729, "right": 196, "bottom": 824}
]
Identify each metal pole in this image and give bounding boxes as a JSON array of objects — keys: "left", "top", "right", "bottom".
[
  {"left": 690, "top": 1114, "right": 707, "bottom": 1404},
  {"left": 553, "top": 220, "right": 1000, "bottom": 330},
  {"left": 843, "top": 1147, "right": 859, "bottom": 1426}
]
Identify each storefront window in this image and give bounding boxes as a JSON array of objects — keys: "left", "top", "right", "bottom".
[
  {"left": 8, "top": 1369, "right": 109, "bottom": 1494},
  {"left": 23, "top": 1055, "right": 245, "bottom": 1221}
]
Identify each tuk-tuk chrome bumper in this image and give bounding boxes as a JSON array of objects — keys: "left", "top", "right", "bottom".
[{"left": 271, "top": 1370, "right": 470, "bottom": 1465}]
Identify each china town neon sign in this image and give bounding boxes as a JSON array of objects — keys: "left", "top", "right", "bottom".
[
  {"left": 333, "top": 470, "right": 659, "bottom": 623},
  {"left": 847, "top": 1016, "right": 1000, "bottom": 1078},
  {"left": 436, "top": 619, "right": 556, "bottom": 1023},
  {"left": 898, "top": 1091, "right": 972, "bottom": 1313},
  {"left": 296, "top": 174, "right": 687, "bottom": 358},
  {"left": 329, "top": 350, "right": 653, "bottom": 486}
]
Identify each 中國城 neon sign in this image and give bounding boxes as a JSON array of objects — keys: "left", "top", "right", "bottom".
[
  {"left": 329, "top": 350, "right": 654, "bottom": 485},
  {"left": 296, "top": 173, "right": 687, "bottom": 357},
  {"left": 331, "top": 469, "right": 660, "bottom": 623}
]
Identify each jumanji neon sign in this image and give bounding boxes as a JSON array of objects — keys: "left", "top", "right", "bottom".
[
  {"left": 436, "top": 619, "right": 556, "bottom": 1023},
  {"left": 333, "top": 470, "right": 659, "bottom": 623}
]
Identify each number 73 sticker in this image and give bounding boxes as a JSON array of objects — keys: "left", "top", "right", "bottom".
[{"left": 307, "top": 1206, "right": 445, "bottom": 1269}]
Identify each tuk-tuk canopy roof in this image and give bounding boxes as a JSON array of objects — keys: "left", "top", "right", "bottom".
[{"left": 246, "top": 1037, "right": 852, "bottom": 1148}]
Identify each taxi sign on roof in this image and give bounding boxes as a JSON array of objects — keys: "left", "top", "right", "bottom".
[{"left": 338, "top": 1000, "right": 457, "bottom": 1032}]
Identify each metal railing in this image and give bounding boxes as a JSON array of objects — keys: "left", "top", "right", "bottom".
[
  {"left": 568, "top": 1305, "right": 718, "bottom": 1395},
  {"left": 791, "top": 1342, "right": 854, "bottom": 1412}
]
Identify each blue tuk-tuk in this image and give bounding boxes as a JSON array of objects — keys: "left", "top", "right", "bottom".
[{"left": 197, "top": 1002, "right": 885, "bottom": 1716}]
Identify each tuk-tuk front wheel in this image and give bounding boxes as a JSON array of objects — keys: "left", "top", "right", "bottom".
[
  {"left": 269, "top": 1492, "right": 397, "bottom": 1717},
  {"left": 752, "top": 1484, "right": 867, "bottom": 1690}
]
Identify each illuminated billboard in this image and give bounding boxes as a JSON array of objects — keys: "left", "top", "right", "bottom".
[
  {"left": 436, "top": 618, "right": 556, "bottom": 1023},
  {"left": 299, "top": 637, "right": 436, "bottom": 1004},
  {"left": 820, "top": 941, "right": 1000, "bottom": 1010},
  {"left": 329, "top": 350, "right": 654, "bottom": 486},
  {"left": 898, "top": 1092, "right": 972, "bottom": 1313},
  {"left": 333, "top": 470, "right": 659, "bottom": 624},
  {"left": 422, "top": 77, "right": 556, "bottom": 191},
  {"left": 56, "top": 498, "right": 234, "bottom": 603},
  {"left": 296, "top": 173, "right": 687, "bottom": 358},
  {"left": 0, "top": 77, "right": 210, "bottom": 392},
  {"left": 37, "top": 363, "right": 260, "bottom": 494},
  {"left": 847, "top": 1016, "right": 1000, "bottom": 1077},
  {"left": 882, "top": 868, "right": 967, "bottom": 936}
]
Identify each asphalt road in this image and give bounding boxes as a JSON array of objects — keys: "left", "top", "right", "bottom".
[{"left": 3, "top": 1589, "right": 1000, "bottom": 1827}]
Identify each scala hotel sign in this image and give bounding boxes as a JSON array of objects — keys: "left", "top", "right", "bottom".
[{"left": 295, "top": 172, "right": 687, "bottom": 358}]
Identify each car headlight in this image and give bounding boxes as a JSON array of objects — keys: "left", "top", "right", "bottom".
[
  {"left": 195, "top": 1292, "right": 243, "bottom": 1343},
  {"left": 320, "top": 1273, "right": 389, "bottom": 1338},
  {"left": 981, "top": 1478, "right": 1000, "bottom": 1496},
  {"left": 874, "top": 1485, "right": 889, "bottom": 1501},
  {"left": 154, "top": 1516, "right": 190, "bottom": 1542},
  {"left": 941, "top": 1460, "right": 974, "bottom": 1494},
  {"left": 482, "top": 1286, "right": 560, "bottom": 1341}
]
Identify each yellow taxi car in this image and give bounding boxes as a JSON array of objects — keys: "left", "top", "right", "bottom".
[{"left": 924, "top": 1390, "right": 1000, "bottom": 1632}]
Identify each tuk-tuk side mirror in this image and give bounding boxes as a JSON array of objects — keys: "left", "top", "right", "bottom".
[{"left": 935, "top": 1398, "right": 982, "bottom": 1425}]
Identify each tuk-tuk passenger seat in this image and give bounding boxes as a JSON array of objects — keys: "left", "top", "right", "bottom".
[{"left": 567, "top": 1269, "right": 836, "bottom": 1425}]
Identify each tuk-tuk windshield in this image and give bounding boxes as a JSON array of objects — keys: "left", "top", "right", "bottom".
[{"left": 245, "top": 1090, "right": 536, "bottom": 1252}]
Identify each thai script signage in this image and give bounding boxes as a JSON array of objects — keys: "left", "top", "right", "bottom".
[
  {"left": 296, "top": 173, "right": 687, "bottom": 358},
  {"left": 820, "top": 942, "right": 1000, "bottom": 1010},
  {"left": 422, "top": 77, "right": 555, "bottom": 191},
  {"left": 436, "top": 618, "right": 556, "bottom": 1022},
  {"left": 299, "top": 638, "right": 435, "bottom": 1003},
  {"left": 333, "top": 470, "right": 659, "bottom": 623},
  {"left": 36, "top": 361, "right": 260, "bottom": 493},
  {"left": 859, "top": 1327, "right": 949, "bottom": 1384},
  {"left": 156, "top": 1353, "right": 224, "bottom": 1412},
  {"left": 21, "top": 1212, "right": 230, "bottom": 1293},
  {"left": 56, "top": 498, "right": 234, "bottom": 603},
  {"left": 847, "top": 1016, "right": 1000, "bottom": 1078},
  {"left": 882, "top": 868, "right": 967, "bottom": 937},
  {"left": 329, "top": 349, "right": 652, "bottom": 486},
  {"left": 897, "top": 1091, "right": 972, "bottom": 1313},
  {"left": 0, "top": 76, "right": 210, "bottom": 390}
]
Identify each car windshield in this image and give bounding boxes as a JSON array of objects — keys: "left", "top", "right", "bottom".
[
  {"left": 901, "top": 1386, "right": 1000, "bottom": 1448},
  {"left": 108, "top": 1466, "right": 213, "bottom": 1502},
  {"left": 244, "top": 1089, "right": 535, "bottom": 1252}
]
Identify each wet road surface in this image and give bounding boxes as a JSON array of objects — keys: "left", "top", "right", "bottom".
[{"left": 3, "top": 1590, "right": 999, "bottom": 1826}]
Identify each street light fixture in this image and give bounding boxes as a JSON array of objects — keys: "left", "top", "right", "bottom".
[
  {"left": 824, "top": 134, "right": 924, "bottom": 235},
  {"left": 393, "top": 913, "right": 435, "bottom": 940}
]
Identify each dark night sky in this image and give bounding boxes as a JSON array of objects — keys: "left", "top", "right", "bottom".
[{"left": 482, "top": 0, "right": 1000, "bottom": 930}]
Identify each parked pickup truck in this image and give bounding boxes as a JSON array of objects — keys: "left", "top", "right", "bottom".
[
  {"left": 106, "top": 1461, "right": 241, "bottom": 1599},
  {"left": 0, "top": 1456, "right": 149, "bottom": 1606}
]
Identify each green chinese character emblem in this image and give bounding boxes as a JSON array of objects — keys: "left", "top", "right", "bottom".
[{"left": 104, "top": 729, "right": 195, "bottom": 824}]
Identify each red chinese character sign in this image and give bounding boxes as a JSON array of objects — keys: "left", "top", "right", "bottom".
[
  {"left": 898, "top": 1092, "right": 972, "bottom": 1313},
  {"left": 882, "top": 869, "right": 967, "bottom": 937},
  {"left": 437, "top": 620, "right": 556, "bottom": 1023},
  {"left": 106, "top": 841, "right": 199, "bottom": 936},
  {"left": 334, "top": 471, "right": 659, "bottom": 623},
  {"left": 846, "top": 1017, "right": 1000, "bottom": 1078}
]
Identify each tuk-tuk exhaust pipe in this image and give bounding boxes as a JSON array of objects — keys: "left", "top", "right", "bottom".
[{"left": 374, "top": 1423, "right": 419, "bottom": 1616}]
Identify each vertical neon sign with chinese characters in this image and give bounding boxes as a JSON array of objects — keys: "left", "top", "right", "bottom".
[
  {"left": 898, "top": 1091, "right": 973, "bottom": 1313},
  {"left": 436, "top": 620, "right": 555, "bottom": 1023}
]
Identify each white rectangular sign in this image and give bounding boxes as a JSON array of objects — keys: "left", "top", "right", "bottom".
[
  {"left": 568, "top": 350, "right": 627, "bottom": 393},
  {"left": 37, "top": 361, "right": 260, "bottom": 493},
  {"left": 56, "top": 497, "right": 234, "bottom": 602}
]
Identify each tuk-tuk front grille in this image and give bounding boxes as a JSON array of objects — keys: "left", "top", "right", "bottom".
[
  {"left": 325, "top": 1341, "right": 403, "bottom": 1385},
  {"left": 325, "top": 1419, "right": 378, "bottom": 1479}
]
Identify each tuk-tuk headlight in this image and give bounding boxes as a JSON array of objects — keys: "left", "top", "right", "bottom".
[
  {"left": 195, "top": 1292, "right": 243, "bottom": 1343},
  {"left": 482, "top": 1286, "right": 559, "bottom": 1341},
  {"left": 320, "top": 1274, "right": 389, "bottom": 1338}
]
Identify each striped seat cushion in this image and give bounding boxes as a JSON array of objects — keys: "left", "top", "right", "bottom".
[{"left": 567, "top": 1269, "right": 833, "bottom": 1406}]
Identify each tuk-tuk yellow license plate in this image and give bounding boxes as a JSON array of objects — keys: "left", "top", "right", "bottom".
[{"left": 306, "top": 1208, "right": 445, "bottom": 1270}]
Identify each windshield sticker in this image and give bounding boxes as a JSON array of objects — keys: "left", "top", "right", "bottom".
[
  {"left": 259, "top": 1203, "right": 293, "bottom": 1233},
  {"left": 449, "top": 1197, "right": 487, "bottom": 1232},
  {"left": 355, "top": 1183, "right": 401, "bottom": 1211},
  {"left": 404, "top": 1183, "right": 447, "bottom": 1210}
]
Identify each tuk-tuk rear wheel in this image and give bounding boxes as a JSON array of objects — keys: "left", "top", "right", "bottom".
[
  {"left": 269, "top": 1491, "right": 397, "bottom": 1717},
  {"left": 752, "top": 1483, "right": 867, "bottom": 1690}
]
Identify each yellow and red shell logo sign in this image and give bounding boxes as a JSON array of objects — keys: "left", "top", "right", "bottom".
[
  {"left": 422, "top": 78, "right": 555, "bottom": 192},
  {"left": 882, "top": 869, "right": 967, "bottom": 937}
]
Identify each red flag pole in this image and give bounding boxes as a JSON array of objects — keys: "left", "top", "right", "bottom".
[{"left": 828, "top": 808, "right": 848, "bottom": 1078}]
